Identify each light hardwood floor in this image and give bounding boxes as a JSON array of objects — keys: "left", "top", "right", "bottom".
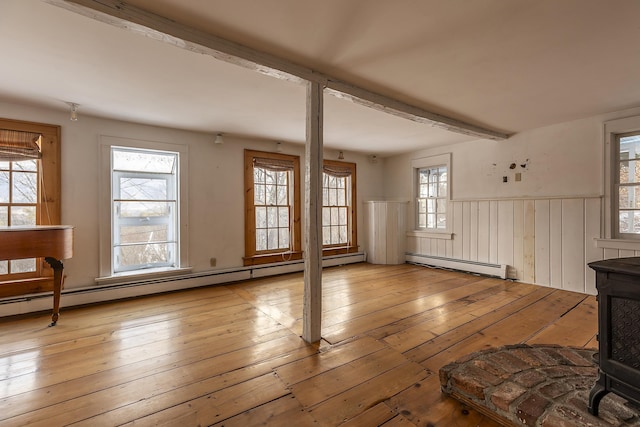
[{"left": 0, "top": 263, "right": 598, "bottom": 426}]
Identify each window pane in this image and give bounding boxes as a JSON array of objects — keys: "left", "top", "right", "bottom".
[
  {"left": 419, "top": 170, "right": 429, "bottom": 183},
  {"left": 619, "top": 160, "right": 640, "bottom": 184},
  {"left": 13, "top": 160, "right": 37, "bottom": 171},
  {"left": 276, "top": 171, "right": 287, "bottom": 185},
  {"left": 418, "top": 213, "right": 426, "bottom": 228},
  {"left": 255, "top": 207, "right": 267, "bottom": 228},
  {"left": 330, "top": 227, "right": 339, "bottom": 244},
  {"left": 278, "top": 207, "right": 289, "bottom": 227},
  {"left": 417, "top": 198, "right": 426, "bottom": 214},
  {"left": 118, "top": 243, "right": 172, "bottom": 267},
  {"left": 113, "top": 150, "right": 176, "bottom": 173},
  {"left": 0, "top": 161, "right": 8, "bottom": 170},
  {"left": 254, "top": 184, "right": 265, "bottom": 204},
  {"left": 119, "top": 177, "right": 168, "bottom": 200},
  {"left": 267, "top": 228, "right": 279, "bottom": 250},
  {"left": 438, "top": 182, "right": 447, "bottom": 198},
  {"left": 256, "top": 228, "right": 267, "bottom": 251},
  {"left": 437, "top": 199, "right": 447, "bottom": 213},
  {"left": 11, "top": 206, "right": 36, "bottom": 225},
  {"left": 277, "top": 185, "right": 287, "bottom": 205},
  {"left": 254, "top": 168, "right": 264, "bottom": 184},
  {"left": 618, "top": 210, "right": 640, "bottom": 234},
  {"left": 428, "top": 183, "right": 437, "bottom": 197},
  {"left": 419, "top": 183, "right": 428, "bottom": 198},
  {"left": 265, "top": 185, "right": 277, "bottom": 205},
  {"left": 12, "top": 172, "right": 37, "bottom": 203},
  {"left": 323, "top": 188, "right": 329, "bottom": 205},
  {"left": 10, "top": 258, "right": 36, "bottom": 273},
  {"left": 265, "top": 170, "right": 276, "bottom": 185},
  {"left": 279, "top": 228, "right": 290, "bottom": 249},
  {"left": 323, "top": 226, "right": 331, "bottom": 245},
  {"left": 0, "top": 206, "right": 7, "bottom": 225},
  {"left": 337, "top": 188, "right": 346, "bottom": 206},
  {"left": 427, "top": 199, "right": 436, "bottom": 213},
  {"left": 322, "top": 207, "right": 331, "bottom": 224},
  {"left": 267, "top": 207, "right": 278, "bottom": 228},
  {"left": 619, "top": 186, "right": 640, "bottom": 209},
  {"left": 427, "top": 213, "right": 436, "bottom": 229},
  {"left": 329, "top": 188, "right": 337, "bottom": 206},
  {"left": 339, "top": 226, "right": 347, "bottom": 243},
  {"left": 0, "top": 261, "right": 7, "bottom": 274},
  {"left": 0, "top": 171, "right": 9, "bottom": 203},
  {"left": 331, "top": 207, "right": 340, "bottom": 225},
  {"left": 118, "top": 201, "right": 171, "bottom": 217},
  {"left": 119, "top": 225, "right": 168, "bottom": 244},
  {"left": 338, "top": 207, "right": 347, "bottom": 225},
  {"left": 437, "top": 214, "right": 447, "bottom": 229}
]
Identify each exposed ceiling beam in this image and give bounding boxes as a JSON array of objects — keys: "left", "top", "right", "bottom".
[{"left": 44, "top": 0, "right": 510, "bottom": 141}]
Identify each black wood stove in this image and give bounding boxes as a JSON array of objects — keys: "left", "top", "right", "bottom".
[{"left": 588, "top": 257, "right": 640, "bottom": 416}]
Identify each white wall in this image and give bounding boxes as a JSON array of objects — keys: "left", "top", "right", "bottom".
[
  {"left": 384, "top": 106, "right": 640, "bottom": 295},
  {"left": 0, "top": 100, "right": 384, "bottom": 294}
]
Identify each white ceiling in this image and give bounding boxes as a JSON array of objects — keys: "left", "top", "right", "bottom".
[{"left": 1, "top": 0, "right": 639, "bottom": 156}]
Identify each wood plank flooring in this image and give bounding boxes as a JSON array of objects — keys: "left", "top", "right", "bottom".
[{"left": 0, "top": 263, "right": 598, "bottom": 426}]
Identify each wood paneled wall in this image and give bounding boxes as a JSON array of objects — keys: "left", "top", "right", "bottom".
[{"left": 406, "top": 197, "right": 607, "bottom": 294}]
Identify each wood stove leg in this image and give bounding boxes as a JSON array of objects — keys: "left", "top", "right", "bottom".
[
  {"left": 45, "top": 257, "right": 64, "bottom": 327},
  {"left": 588, "top": 377, "right": 608, "bottom": 416}
]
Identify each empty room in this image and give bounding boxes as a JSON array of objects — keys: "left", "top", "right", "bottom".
[{"left": 1, "top": 0, "right": 640, "bottom": 425}]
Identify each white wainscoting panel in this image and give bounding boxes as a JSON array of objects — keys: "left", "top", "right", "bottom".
[{"left": 407, "top": 197, "right": 605, "bottom": 294}]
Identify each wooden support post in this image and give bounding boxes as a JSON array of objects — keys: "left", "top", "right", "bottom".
[{"left": 302, "top": 80, "right": 323, "bottom": 343}]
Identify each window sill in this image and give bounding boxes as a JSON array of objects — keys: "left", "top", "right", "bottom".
[
  {"left": 595, "top": 239, "right": 640, "bottom": 251},
  {"left": 243, "top": 251, "right": 303, "bottom": 266},
  {"left": 407, "top": 230, "right": 453, "bottom": 240},
  {"left": 95, "top": 267, "right": 193, "bottom": 285},
  {"left": 323, "top": 246, "right": 360, "bottom": 256}
]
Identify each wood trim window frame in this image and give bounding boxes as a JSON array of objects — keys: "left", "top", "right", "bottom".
[
  {"left": 0, "top": 118, "right": 61, "bottom": 298},
  {"left": 244, "top": 149, "right": 302, "bottom": 266},
  {"left": 322, "top": 159, "right": 358, "bottom": 256}
]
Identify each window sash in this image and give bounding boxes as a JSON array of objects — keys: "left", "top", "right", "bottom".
[
  {"left": 416, "top": 165, "right": 447, "bottom": 230},
  {"left": 111, "top": 148, "right": 179, "bottom": 273},
  {"left": 615, "top": 132, "right": 640, "bottom": 238}
]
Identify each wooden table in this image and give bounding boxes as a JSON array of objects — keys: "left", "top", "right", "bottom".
[{"left": 0, "top": 225, "right": 74, "bottom": 326}]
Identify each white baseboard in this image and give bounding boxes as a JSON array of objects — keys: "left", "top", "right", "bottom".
[
  {"left": 0, "top": 252, "right": 365, "bottom": 319},
  {"left": 406, "top": 253, "right": 508, "bottom": 279}
]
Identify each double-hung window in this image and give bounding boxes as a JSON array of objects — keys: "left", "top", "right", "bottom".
[
  {"left": 615, "top": 132, "right": 640, "bottom": 237},
  {"left": 322, "top": 160, "right": 357, "bottom": 253},
  {"left": 0, "top": 121, "right": 61, "bottom": 296},
  {"left": 412, "top": 153, "right": 451, "bottom": 233},
  {"left": 244, "top": 150, "right": 301, "bottom": 265},
  {"left": 111, "top": 147, "right": 179, "bottom": 273}
]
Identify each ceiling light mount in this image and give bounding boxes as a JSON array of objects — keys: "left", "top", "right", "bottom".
[
  {"left": 214, "top": 133, "right": 224, "bottom": 145},
  {"left": 68, "top": 102, "right": 79, "bottom": 121}
]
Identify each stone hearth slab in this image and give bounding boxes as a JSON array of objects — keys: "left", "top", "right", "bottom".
[{"left": 439, "top": 344, "right": 640, "bottom": 426}]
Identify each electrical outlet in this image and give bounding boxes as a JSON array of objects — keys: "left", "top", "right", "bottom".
[
  {"left": 503, "top": 176, "right": 508, "bottom": 183},
  {"left": 210, "top": 257, "right": 217, "bottom": 267},
  {"left": 515, "top": 172, "right": 522, "bottom": 182}
]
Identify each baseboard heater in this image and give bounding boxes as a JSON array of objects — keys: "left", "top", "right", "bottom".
[
  {"left": 406, "top": 253, "right": 508, "bottom": 279},
  {"left": 0, "top": 252, "right": 365, "bottom": 318}
]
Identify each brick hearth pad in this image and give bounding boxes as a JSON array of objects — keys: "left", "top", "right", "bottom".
[{"left": 439, "top": 344, "right": 640, "bottom": 426}]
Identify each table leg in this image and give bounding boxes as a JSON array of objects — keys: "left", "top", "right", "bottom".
[{"left": 44, "top": 257, "right": 64, "bottom": 327}]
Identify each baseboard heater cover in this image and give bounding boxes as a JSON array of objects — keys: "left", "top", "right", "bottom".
[
  {"left": 406, "top": 253, "right": 508, "bottom": 279},
  {"left": 1, "top": 252, "right": 365, "bottom": 318}
]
